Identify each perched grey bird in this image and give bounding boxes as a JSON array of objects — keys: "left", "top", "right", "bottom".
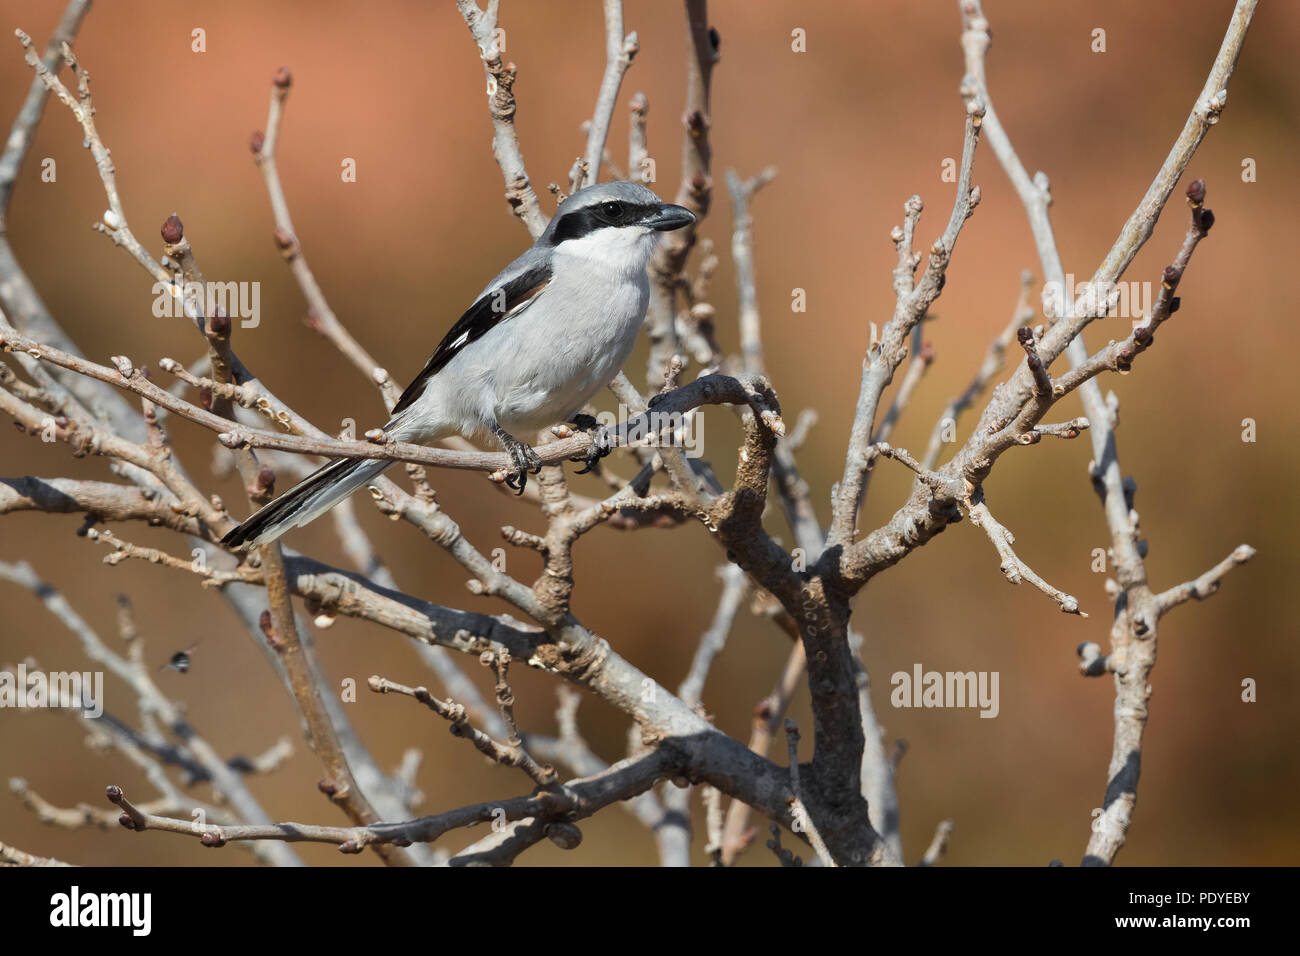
[{"left": 222, "top": 181, "right": 695, "bottom": 548}]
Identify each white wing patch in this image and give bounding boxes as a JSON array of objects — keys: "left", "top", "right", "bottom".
[{"left": 504, "top": 287, "right": 545, "bottom": 319}]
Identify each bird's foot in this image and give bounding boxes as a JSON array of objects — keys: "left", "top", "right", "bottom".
[
  {"left": 566, "top": 413, "right": 613, "bottom": 475},
  {"left": 493, "top": 427, "right": 542, "bottom": 495}
]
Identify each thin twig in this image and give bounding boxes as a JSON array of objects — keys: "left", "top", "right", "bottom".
[{"left": 580, "top": 0, "right": 639, "bottom": 189}]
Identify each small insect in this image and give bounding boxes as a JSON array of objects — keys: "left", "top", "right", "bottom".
[{"left": 159, "top": 641, "right": 201, "bottom": 674}]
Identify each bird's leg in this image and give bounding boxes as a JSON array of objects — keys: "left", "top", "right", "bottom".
[
  {"left": 566, "top": 412, "right": 613, "bottom": 475},
  {"left": 493, "top": 425, "right": 542, "bottom": 495}
]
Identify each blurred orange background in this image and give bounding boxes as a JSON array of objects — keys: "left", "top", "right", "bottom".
[{"left": 0, "top": 0, "right": 1295, "bottom": 866}]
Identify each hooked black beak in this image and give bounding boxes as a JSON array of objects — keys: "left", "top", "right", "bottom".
[{"left": 646, "top": 203, "right": 696, "bottom": 231}]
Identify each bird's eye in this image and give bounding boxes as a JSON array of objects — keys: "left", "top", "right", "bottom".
[{"left": 600, "top": 201, "right": 625, "bottom": 220}]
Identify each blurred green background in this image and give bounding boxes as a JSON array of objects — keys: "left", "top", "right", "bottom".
[{"left": 0, "top": 0, "right": 1295, "bottom": 866}]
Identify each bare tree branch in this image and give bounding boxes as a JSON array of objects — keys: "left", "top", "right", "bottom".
[
  {"left": 457, "top": 0, "right": 549, "bottom": 237},
  {"left": 580, "top": 0, "right": 639, "bottom": 189}
]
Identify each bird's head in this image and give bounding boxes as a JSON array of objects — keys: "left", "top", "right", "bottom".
[{"left": 542, "top": 181, "right": 696, "bottom": 269}]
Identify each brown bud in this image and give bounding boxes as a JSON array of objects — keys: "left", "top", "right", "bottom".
[
  {"left": 207, "top": 311, "right": 231, "bottom": 338},
  {"left": 1186, "top": 179, "right": 1206, "bottom": 203},
  {"left": 273, "top": 66, "right": 292, "bottom": 89},
  {"left": 198, "top": 386, "right": 214, "bottom": 410},
  {"left": 273, "top": 227, "right": 296, "bottom": 250},
  {"left": 250, "top": 130, "right": 265, "bottom": 154},
  {"left": 1162, "top": 265, "right": 1180, "bottom": 285},
  {"left": 317, "top": 778, "right": 339, "bottom": 798},
  {"left": 161, "top": 214, "right": 184, "bottom": 243},
  {"left": 545, "top": 822, "right": 583, "bottom": 850},
  {"left": 106, "top": 785, "right": 124, "bottom": 804}
]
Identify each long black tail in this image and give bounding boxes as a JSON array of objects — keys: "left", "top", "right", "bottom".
[{"left": 221, "top": 456, "right": 391, "bottom": 548}]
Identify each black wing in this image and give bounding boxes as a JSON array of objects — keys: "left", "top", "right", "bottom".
[{"left": 390, "top": 261, "right": 552, "bottom": 417}]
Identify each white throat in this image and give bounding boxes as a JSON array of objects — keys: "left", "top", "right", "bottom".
[{"left": 555, "top": 226, "right": 659, "bottom": 277}]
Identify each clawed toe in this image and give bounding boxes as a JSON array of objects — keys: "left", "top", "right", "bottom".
[
  {"left": 565, "top": 415, "right": 612, "bottom": 475},
  {"left": 495, "top": 427, "right": 542, "bottom": 496}
]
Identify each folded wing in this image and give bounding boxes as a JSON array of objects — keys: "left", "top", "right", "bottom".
[{"left": 390, "top": 258, "right": 552, "bottom": 417}]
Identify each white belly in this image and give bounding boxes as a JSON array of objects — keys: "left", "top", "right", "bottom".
[
  {"left": 494, "top": 280, "right": 646, "bottom": 432},
  {"left": 409, "top": 252, "right": 649, "bottom": 442}
]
